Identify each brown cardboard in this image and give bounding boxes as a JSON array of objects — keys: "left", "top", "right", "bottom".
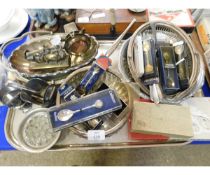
[{"left": 131, "top": 101, "right": 194, "bottom": 139}]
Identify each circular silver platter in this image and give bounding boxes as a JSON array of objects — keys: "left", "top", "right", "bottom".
[
  {"left": 16, "top": 108, "right": 61, "bottom": 153},
  {"left": 56, "top": 66, "right": 132, "bottom": 138},
  {"left": 126, "top": 21, "right": 204, "bottom": 103}
]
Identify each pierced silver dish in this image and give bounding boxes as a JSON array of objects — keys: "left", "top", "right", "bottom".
[
  {"left": 126, "top": 21, "right": 205, "bottom": 103},
  {"left": 16, "top": 108, "right": 61, "bottom": 153}
]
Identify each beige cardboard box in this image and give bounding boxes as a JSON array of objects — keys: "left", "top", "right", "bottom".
[{"left": 131, "top": 101, "right": 194, "bottom": 139}]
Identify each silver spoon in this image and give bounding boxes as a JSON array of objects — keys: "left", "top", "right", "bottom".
[
  {"left": 163, "top": 52, "right": 175, "bottom": 88},
  {"left": 84, "top": 67, "right": 100, "bottom": 88},
  {"left": 175, "top": 44, "right": 186, "bottom": 80},
  {"left": 57, "top": 99, "right": 104, "bottom": 121},
  {"left": 143, "top": 41, "right": 154, "bottom": 74}
]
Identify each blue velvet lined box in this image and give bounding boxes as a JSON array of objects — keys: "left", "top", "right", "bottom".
[
  {"left": 48, "top": 89, "right": 122, "bottom": 131},
  {"left": 142, "top": 39, "right": 159, "bottom": 83},
  {"left": 78, "top": 62, "right": 105, "bottom": 94},
  {"left": 158, "top": 46, "right": 180, "bottom": 95}
]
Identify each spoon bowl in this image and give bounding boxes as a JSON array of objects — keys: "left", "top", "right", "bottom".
[{"left": 175, "top": 44, "right": 184, "bottom": 55}]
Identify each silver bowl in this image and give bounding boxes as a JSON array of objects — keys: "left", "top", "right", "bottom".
[
  {"left": 7, "top": 32, "right": 98, "bottom": 81},
  {"left": 56, "top": 66, "right": 132, "bottom": 138}
]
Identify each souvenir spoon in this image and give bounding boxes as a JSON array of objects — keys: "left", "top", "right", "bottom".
[
  {"left": 57, "top": 99, "right": 104, "bottom": 121},
  {"left": 175, "top": 44, "right": 185, "bottom": 80},
  {"left": 163, "top": 52, "right": 175, "bottom": 88},
  {"left": 143, "top": 41, "right": 154, "bottom": 74}
]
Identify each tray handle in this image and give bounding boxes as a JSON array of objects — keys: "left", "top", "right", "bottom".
[{"left": 0, "top": 30, "right": 53, "bottom": 59}]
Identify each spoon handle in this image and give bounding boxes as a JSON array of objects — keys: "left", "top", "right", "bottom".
[
  {"left": 84, "top": 70, "right": 99, "bottom": 88},
  {"left": 80, "top": 104, "right": 95, "bottom": 111},
  {"left": 144, "top": 49, "right": 153, "bottom": 73},
  {"left": 72, "top": 100, "right": 100, "bottom": 114},
  {"left": 177, "top": 54, "right": 186, "bottom": 80}
]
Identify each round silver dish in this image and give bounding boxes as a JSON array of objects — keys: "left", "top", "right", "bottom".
[
  {"left": 127, "top": 21, "right": 204, "bottom": 103},
  {"left": 16, "top": 108, "right": 61, "bottom": 153},
  {"left": 56, "top": 66, "right": 132, "bottom": 138}
]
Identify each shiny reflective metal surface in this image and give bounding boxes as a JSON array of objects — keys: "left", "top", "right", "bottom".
[
  {"left": 4, "top": 40, "right": 190, "bottom": 151},
  {"left": 126, "top": 21, "right": 204, "bottom": 103},
  {"left": 8, "top": 32, "right": 98, "bottom": 81},
  {"left": 119, "top": 39, "right": 150, "bottom": 99},
  {"left": 118, "top": 39, "right": 134, "bottom": 82},
  {"left": 2, "top": 89, "right": 23, "bottom": 107},
  {"left": 5, "top": 105, "right": 190, "bottom": 150},
  {"left": 56, "top": 66, "right": 132, "bottom": 138},
  {"left": 16, "top": 108, "right": 61, "bottom": 153},
  {"left": 64, "top": 31, "right": 98, "bottom": 64}
]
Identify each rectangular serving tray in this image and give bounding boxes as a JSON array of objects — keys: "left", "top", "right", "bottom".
[{"left": 4, "top": 40, "right": 191, "bottom": 151}]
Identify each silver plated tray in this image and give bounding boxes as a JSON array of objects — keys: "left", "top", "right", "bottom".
[
  {"left": 4, "top": 41, "right": 191, "bottom": 151},
  {"left": 4, "top": 104, "right": 190, "bottom": 151}
]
